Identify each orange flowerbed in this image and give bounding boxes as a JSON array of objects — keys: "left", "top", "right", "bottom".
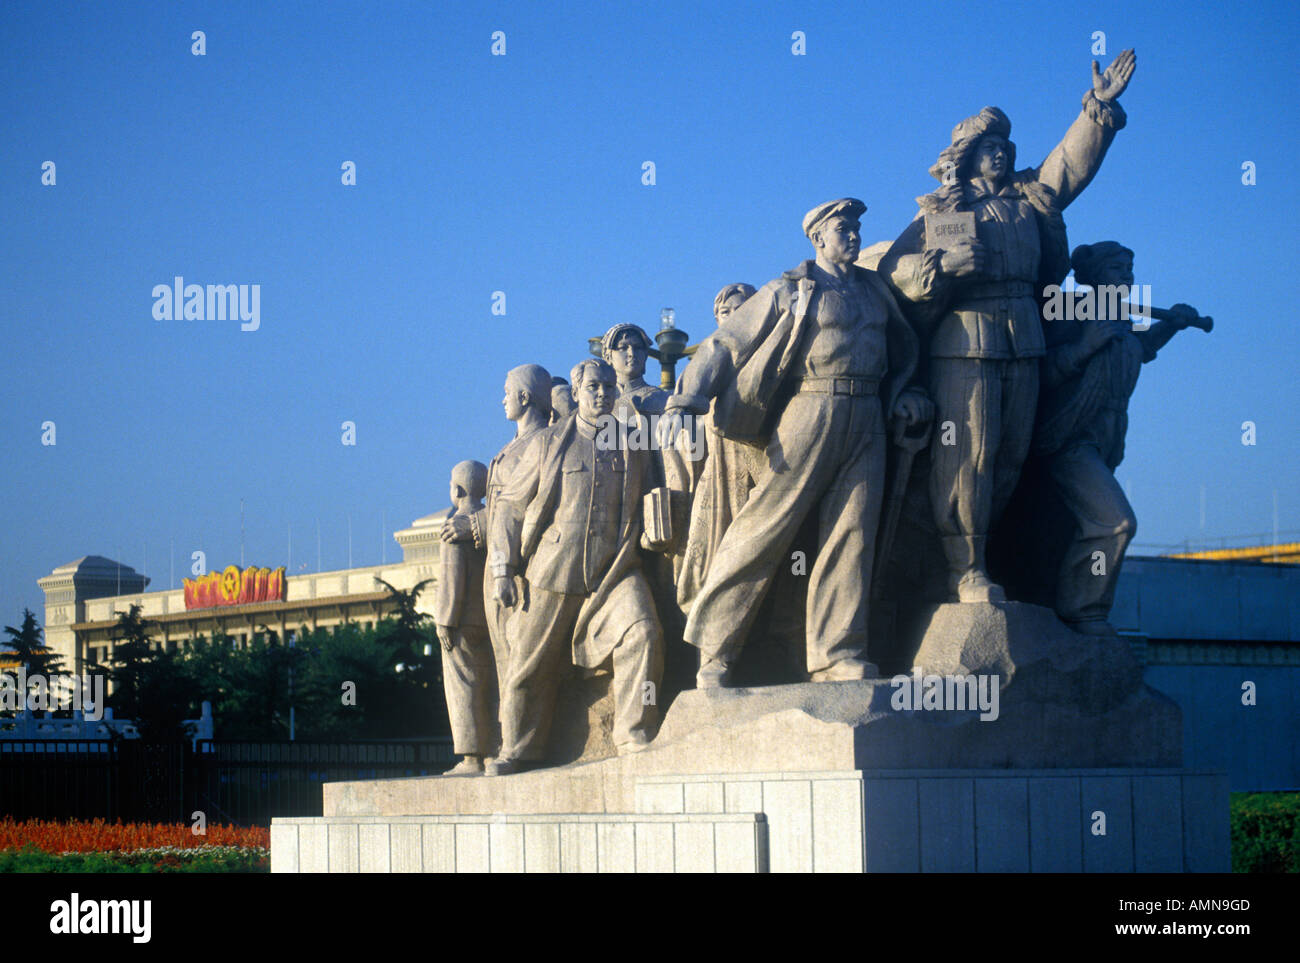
[{"left": 0, "top": 817, "right": 269, "bottom": 853}]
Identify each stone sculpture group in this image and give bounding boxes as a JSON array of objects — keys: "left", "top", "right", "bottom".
[{"left": 428, "top": 50, "right": 1212, "bottom": 775}]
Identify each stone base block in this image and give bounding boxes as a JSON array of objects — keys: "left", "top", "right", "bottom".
[
  {"left": 305, "top": 606, "right": 1211, "bottom": 873},
  {"left": 277, "top": 766, "right": 1227, "bottom": 873},
  {"left": 636, "top": 768, "right": 1229, "bottom": 873},
  {"left": 270, "top": 812, "right": 768, "bottom": 873}
]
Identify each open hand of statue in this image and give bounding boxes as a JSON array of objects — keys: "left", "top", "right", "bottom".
[
  {"left": 1092, "top": 48, "right": 1136, "bottom": 102},
  {"left": 939, "top": 237, "right": 986, "bottom": 279}
]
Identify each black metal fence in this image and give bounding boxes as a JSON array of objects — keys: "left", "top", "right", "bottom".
[{"left": 0, "top": 739, "right": 455, "bottom": 826}]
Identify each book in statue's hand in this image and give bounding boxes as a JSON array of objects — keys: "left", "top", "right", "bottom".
[
  {"left": 924, "top": 211, "right": 976, "bottom": 251},
  {"left": 643, "top": 487, "right": 673, "bottom": 545}
]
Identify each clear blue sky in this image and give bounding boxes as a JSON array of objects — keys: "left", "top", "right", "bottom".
[{"left": 2, "top": 0, "right": 1297, "bottom": 625}]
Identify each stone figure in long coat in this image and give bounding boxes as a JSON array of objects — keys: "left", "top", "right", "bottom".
[
  {"left": 675, "top": 283, "right": 760, "bottom": 614},
  {"left": 488, "top": 360, "right": 667, "bottom": 772},
  {"left": 660, "top": 199, "right": 930, "bottom": 688}
]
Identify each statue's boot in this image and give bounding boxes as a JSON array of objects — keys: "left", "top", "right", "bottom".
[
  {"left": 616, "top": 733, "right": 653, "bottom": 756},
  {"left": 695, "top": 656, "right": 731, "bottom": 689},
  {"left": 484, "top": 756, "right": 522, "bottom": 776},
  {"left": 808, "top": 658, "right": 879, "bottom": 683},
  {"left": 443, "top": 756, "right": 485, "bottom": 777},
  {"left": 943, "top": 535, "right": 1006, "bottom": 603}
]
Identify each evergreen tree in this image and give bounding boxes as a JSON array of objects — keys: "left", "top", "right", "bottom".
[
  {"left": 373, "top": 576, "right": 435, "bottom": 664},
  {"left": 2, "top": 608, "right": 63, "bottom": 676},
  {"left": 373, "top": 577, "right": 446, "bottom": 735},
  {"left": 101, "top": 604, "right": 200, "bottom": 742}
]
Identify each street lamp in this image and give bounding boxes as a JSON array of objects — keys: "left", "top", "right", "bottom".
[{"left": 653, "top": 308, "right": 692, "bottom": 390}]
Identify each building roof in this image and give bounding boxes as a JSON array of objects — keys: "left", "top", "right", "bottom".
[
  {"left": 1164, "top": 542, "right": 1300, "bottom": 564},
  {"left": 49, "top": 555, "right": 140, "bottom": 576},
  {"left": 43, "top": 556, "right": 150, "bottom": 590}
]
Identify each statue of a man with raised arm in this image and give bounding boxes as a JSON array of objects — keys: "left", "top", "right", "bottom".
[{"left": 879, "top": 50, "right": 1136, "bottom": 603}]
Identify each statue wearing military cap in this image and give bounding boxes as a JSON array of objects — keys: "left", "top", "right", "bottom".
[
  {"left": 802, "top": 197, "right": 867, "bottom": 240},
  {"left": 659, "top": 198, "right": 931, "bottom": 688}
]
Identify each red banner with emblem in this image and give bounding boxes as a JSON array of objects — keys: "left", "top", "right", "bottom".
[{"left": 183, "top": 565, "right": 287, "bottom": 610}]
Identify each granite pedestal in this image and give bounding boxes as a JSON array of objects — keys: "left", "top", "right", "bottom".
[{"left": 271, "top": 603, "right": 1228, "bottom": 873}]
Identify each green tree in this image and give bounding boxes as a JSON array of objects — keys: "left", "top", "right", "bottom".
[
  {"left": 287, "top": 622, "right": 444, "bottom": 740},
  {"left": 99, "top": 604, "right": 155, "bottom": 722},
  {"left": 2, "top": 608, "right": 63, "bottom": 676},
  {"left": 221, "top": 633, "right": 305, "bottom": 739},
  {"left": 373, "top": 577, "right": 446, "bottom": 736},
  {"left": 100, "top": 604, "right": 201, "bottom": 742},
  {"left": 373, "top": 577, "right": 434, "bottom": 661},
  {"left": 159, "top": 621, "right": 445, "bottom": 741}
]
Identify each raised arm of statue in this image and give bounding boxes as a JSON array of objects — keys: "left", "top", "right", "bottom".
[
  {"left": 670, "top": 338, "right": 731, "bottom": 414},
  {"left": 1035, "top": 50, "right": 1135, "bottom": 210},
  {"left": 1042, "top": 321, "right": 1121, "bottom": 389}
]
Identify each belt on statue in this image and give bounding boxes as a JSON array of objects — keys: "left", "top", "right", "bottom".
[
  {"left": 791, "top": 376, "right": 881, "bottom": 397},
  {"left": 962, "top": 280, "right": 1034, "bottom": 300}
]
